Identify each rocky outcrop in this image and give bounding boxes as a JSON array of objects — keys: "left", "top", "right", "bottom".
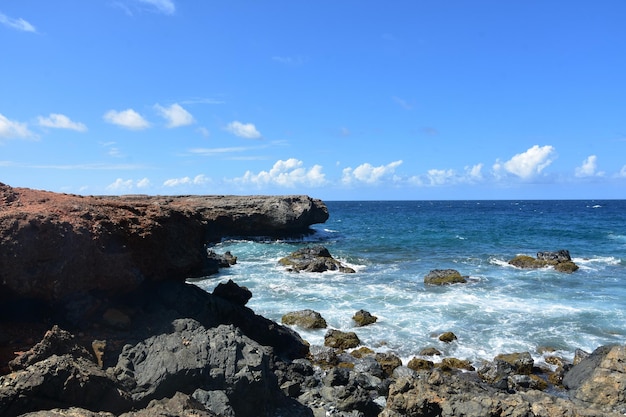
[
  {"left": 278, "top": 245, "right": 356, "bottom": 273},
  {"left": 508, "top": 249, "right": 579, "bottom": 273},
  {"left": 424, "top": 269, "right": 468, "bottom": 285},
  {"left": 0, "top": 183, "right": 328, "bottom": 302},
  {"left": 352, "top": 309, "right": 378, "bottom": 327}
]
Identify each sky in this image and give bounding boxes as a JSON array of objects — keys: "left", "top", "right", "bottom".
[{"left": 1, "top": 1, "right": 625, "bottom": 200}]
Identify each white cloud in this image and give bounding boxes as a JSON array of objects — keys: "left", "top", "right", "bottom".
[
  {"left": 619, "top": 166, "right": 626, "bottom": 178},
  {"left": 226, "top": 121, "right": 262, "bottom": 139},
  {"left": 106, "top": 178, "right": 135, "bottom": 192},
  {"left": 342, "top": 160, "right": 403, "bottom": 185},
  {"left": 236, "top": 159, "right": 327, "bottom": 188},
  {"left": 0, "top": 113, "right": 36, "bottom": 139},
  {"left": 493, "top": 145, "right": 555, "bottom": 179},
  {"left": 163, "top": 174, "right": 210, "bottom": 187},
  {"left": 103, "top": 109, "right": 150, "bottom": 130},
  {"left": 427, "top": 169, "right": 456, "bottom": 186},
  {"left": 137, "top": 0, "right": 175, "bottom": 15},
  {"left": 465, "top": 163, "right": 484, "bottom": 180},
  {"left": 188, "top": 146, "right": 250, "bottom": 156},
  {"left": 575, "top": 155, "right": 604, "bottom": 177},
  {"left": 196, "top": 127, "right": 210, "bottom": 137},
  {"left": 0, "top": 12, "right": 36, "bottom": 32},
  {"left": 38, "top": 113, "right": 87, "bottom": 132},
  {"left": 154, "top": 103, "right": 194, "bottom": 128},
  {"left": 136, "top": 177, "right": 151, "bottom": 188}
]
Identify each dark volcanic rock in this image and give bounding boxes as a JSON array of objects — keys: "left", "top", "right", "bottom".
[
  {"left": 113, "top": 319, "right": 277, "bottom": 416},
  {"left": 278, "top": 245, "right": 356, "bottom": 273},
  {"left": 0, "top": 183, "right": 328, "bottom": 301},
  {"left": 211, "top": 279, "right": 252, "bottom": 306}
]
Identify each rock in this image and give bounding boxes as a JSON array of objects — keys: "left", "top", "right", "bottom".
[
  {"left": 324, "top": 329, "right": 361, "bottom": 350},
  {"left": 375, "top": 352, "right": 403, "bottom": 378},
  {"left": 407, "top": 357, "right": 434, "bottom": 372},
  {"left": 0, "top": 353, "right": 131, "bottom": 417},
  {"left": 102, "top": 308, "right": 132, "bottom": 330},
  {"left": 419, "top": 347, "right": 442, "bottom": 356},
  {"left": 120, "top": 392, "right": 219, "bottom": 417},
  {"left": 191, "top": 389, "right": 234, "bottom": 417},
  {"left": 113, "top": 319, "right": 278, "bottom": 416},
  {"left": 438, "top": 331, "right": 457, "bottom": 343},
  {"left": 564, "top": 345, "right": 626, "bottom": 413},
  {"left": 352, "top": 309, "right": 378, "bottom": 327},
  {"left": 438, "top": 357, "right": 475, "bottom": 371},
  {"left": 495, "top": 352, "right": 534, "bottom": 375},
  {"left": 20, "top": 409, "right": 116, "bottom": 417},
  {"left": 424, "top": 269, "right": 468, "bottom": 285},
  {"left": 278, "top": 245, "right": 355, "bottom": 273},
  {"left": 282, "top": 309, "right": 327, "bottom": 329},
  {"left": 477, "top": 352, "right": 534, "bottom": 390},
  {"left": 0, "top": 183, "right": 328, "bottom": 302},
  {"left": 211, "top": 279, "right": 252, "bottom": 306},
  {"left": 379, "top": 370, "right": 625, "bottom": 417},
  {"left": 7, "top": 325, "right": 91, "bottom": 372},
  {"left": 508, "top": 249, "right": 579, "bottom": 273}
]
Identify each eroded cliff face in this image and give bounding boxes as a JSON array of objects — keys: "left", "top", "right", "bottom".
[{"left": 0, "top": 183, "right": 328, "bottom": 301}]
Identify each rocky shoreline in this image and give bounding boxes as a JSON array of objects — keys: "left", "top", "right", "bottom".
[{"left": 1, "top": 183, "right": 625, "bottom": 416}]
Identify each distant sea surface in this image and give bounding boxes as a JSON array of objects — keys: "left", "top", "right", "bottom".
[{"left": 194, "top": 200, "right": 626, "bottom": 365}]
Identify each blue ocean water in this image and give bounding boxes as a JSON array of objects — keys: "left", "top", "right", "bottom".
[{"left": 194, "top": 200, "right": 626, "bottom": 366}]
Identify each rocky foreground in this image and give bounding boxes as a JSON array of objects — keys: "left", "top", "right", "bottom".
[{"left": 1, "top": 183, "right": 625, "bottom": 416}]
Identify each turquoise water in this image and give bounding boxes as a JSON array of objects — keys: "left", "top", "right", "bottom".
[{"left": 194, "top": 200, "right": 626, "bottom": 366}]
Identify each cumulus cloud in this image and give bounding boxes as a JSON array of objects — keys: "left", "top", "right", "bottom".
[
  {"left": 38, "top": 113, "right": 87, "bottom": 132},
  {"left": 0, "top": 12, "right": 36, "bottom": 32},
  {"left": 163, "top": 174, "right": 210, "bottom": 187},
  {"left": 236, "top": 159, "right": 326, "bottom": 188},
  {"left": 426, "top": 169, "right": 456, "bottom": 186},
  {"left": 0, "top": 113, "right": 36, "bottom": 139},
  {"left": 493, "top": 145, "right": 555, "bottom": 179},
  {"left": 106, "top": 177, "right": 150, "bottom": 192},
  {"left": 575, "top": 155, "right": 604, "bottom": 177},
  {"left": 342, "top": 160, "right": 403, "bottom": 185},
  {"left": 103, "top": 109, "right": 150, "bottom": 130},
  {"left": 226, "top": 121, "right": 262, "bottom": 139},
  {"left": 154, "top": 103, "right": 194, "bottom": 128},
  {"left": 137, "top": 0, "right": 175, "bottom": 15}
]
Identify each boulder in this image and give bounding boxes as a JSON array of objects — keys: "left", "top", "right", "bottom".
[
  {"left": 278, "top": 245, "right": 356, "bottom": 273},
  {"left": 113, "top": 319, "right": 278, "bottom": 416},
  {"left": 564, "top": 345, "right": 626, "bottom": 413},
  {"left": 352, "top": 309, "right": 378, "bottom": 327},
  {"left": 211, "top": 279, "right": 252, "bottom": 306},
  {"left": 324, "top": 329, "right": 361, "bottom": 350},
  {"left": 281, "top": 309, "right": 327, "bottom": 329},
  {"left": 438, "top": 331, "right": 458, "bottom": 343},
  {"left": 424, "top": 269, "right": 468, "bottom": 285}
]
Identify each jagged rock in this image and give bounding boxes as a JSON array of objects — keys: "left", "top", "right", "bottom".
[
  {"left": 375, "top": 352, "right": 402, "bottom": 378},
  {"left": 324, "top": 329, "right": 361, "bottom": 350},
  {"left": 424, "top": 269, "right": 468, "bottom": 285},
  {"left": 352, "top": 309, "right": 378, "bottom": 327},
  {"left": 0, "top": 353, "right": 131, "bottom": 417},
  {"left": 508, "top": 249, "right": 579, "bottom": 273},
  {"left": 0, "top": 183, "right": 328, "bottom": 301},
  {"left": 211, "top": 279, "right": 252, "bottom": 306},
  {"left": 282, "top": 309, "right": 327, "bottom": 329},
  {"left": 113, "top": 319, "right": 277, "bottom": 416},
  {"left": 278, "top": 245, "right": 355, "bottom": 273},
  {"left": 438, "top": 357, "right": 475, "bottom": 371},
  {"left": 407, "top": 357, "right": 434, "bottom": 372},
  {"left": 379, "top": 369, "right": 624, "bottom": 417},
  {"left": 20, "top": 409, "right": 116, "bottom": 417},
  {"left": 120, "top": 392, "right": 219, "bottom": 417},
  {"left": 564, "top": 344, "right": 626, "bottom": 413},
  {"left": 8, "top": 325, "right": 92, "bottom": 371}
]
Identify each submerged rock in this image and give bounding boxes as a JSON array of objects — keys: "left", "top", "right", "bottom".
[{"left": 424, "top": 269, "right": 468, "bottom": 285}]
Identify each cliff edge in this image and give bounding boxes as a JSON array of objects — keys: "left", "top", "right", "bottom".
[{"left": 0, "top": 183, "right": 328, "bottom": 301}]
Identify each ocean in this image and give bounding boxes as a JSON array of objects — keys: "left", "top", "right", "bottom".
[{"left": 194, "top": 200, "right": 626, "bottom": 367}]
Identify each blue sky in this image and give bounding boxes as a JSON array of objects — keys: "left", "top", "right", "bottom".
[{"left": 1, "top": 1, "right": 625, "bottom": 200}]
